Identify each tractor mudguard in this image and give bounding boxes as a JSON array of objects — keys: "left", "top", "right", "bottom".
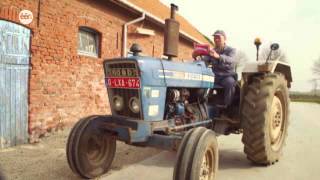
[{"left": 242, "top": 60, "right": 292, "bottom": 87}]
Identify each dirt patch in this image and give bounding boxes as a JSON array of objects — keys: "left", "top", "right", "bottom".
[{"left": 0, "top": 129, "right": 161, "bottom": 180}]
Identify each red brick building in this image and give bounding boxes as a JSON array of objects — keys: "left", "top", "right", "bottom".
[{"left": 0, "top": 0, "right": 209, "bottom": 147}]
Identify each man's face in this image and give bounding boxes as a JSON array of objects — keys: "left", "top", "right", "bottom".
[{"left": 213, "top": 35, "right": 225, "bottom": 48}]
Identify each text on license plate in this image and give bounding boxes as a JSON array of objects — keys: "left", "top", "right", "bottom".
[{"left": 106, "top": 77, "right": 141, "bottom": 89}]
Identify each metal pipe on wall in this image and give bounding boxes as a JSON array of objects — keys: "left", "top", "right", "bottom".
[{"left": 122, "top": 13, "right": 145, "bottom": 57}]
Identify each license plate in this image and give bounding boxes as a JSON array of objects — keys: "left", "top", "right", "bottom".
[{"left": 106, "top": 77, "right": 141, "bottom": 89}]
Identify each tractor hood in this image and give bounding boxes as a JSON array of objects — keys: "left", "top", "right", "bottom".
[{"left": 133, "top": 56, "right": 215, "bottom": 88}]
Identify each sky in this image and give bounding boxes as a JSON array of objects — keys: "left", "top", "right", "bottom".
[{"left": 160, "top": 0, "right": 320, "bottom": 92}]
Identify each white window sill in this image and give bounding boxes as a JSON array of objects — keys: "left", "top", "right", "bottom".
[{"left": 77, "top": 51, "right": 99, "bottom": 58}]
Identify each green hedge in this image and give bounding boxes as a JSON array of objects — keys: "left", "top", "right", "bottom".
[{"left": 290, "top": 94, "right": 320, "bottom": 104}]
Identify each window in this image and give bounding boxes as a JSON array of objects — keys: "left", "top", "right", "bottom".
[{"left": 78, "top": 27, "right": 100, "bottom": 57}]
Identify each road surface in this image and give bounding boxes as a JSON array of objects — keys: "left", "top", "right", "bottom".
[{"left": 103, "top": 102, "right": 320, "bottom": 180}]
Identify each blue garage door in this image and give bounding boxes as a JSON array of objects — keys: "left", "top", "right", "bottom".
[{"left": 0, "top": 20, "right": 30, "bottom": 148}]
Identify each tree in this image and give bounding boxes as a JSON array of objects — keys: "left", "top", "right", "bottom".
[
  {"left": 259, "top": 44, "right": 288, "bottom": 63},
  {"left": 309, "top": 78, "right": 319, "bottom": 96},
  {"left": 234, "top": 50, "right": 249, "bottom": 71},
  {"left": 310, "top": 56, "right": 320, "bottom": 95},
  {"left": 312, "top": 56, "right": 320, "bottom": 77}
]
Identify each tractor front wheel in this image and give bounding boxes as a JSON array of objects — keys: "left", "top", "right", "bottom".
[
  {"left": 241, "top": 73, "right": 289, "bottom": 165},
  {"left": 66, "top": 115, "right": 116, "bottom": 179},
  {"left": 174, "top": 127, "right": 219, "bottom": 180}
]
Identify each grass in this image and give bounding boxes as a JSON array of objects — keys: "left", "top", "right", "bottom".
[
  {"left": 291, "top": 98, "right": 320, "bottom": 104},
  {"left": 290, "top": 93, "right": 320, "bottom": 104}
]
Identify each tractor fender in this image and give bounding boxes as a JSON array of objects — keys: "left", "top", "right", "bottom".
[{"left": 242, "top": 60, "right": 292, "bottom": 87}]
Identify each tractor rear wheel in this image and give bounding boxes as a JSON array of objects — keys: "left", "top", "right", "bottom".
[
  {"left": 241, "top": 73, "right": 289, "bottom": 165},
  {"left": 174, "top": 127, "right": 218, "bottom": 180},
  {"left": 66, "top": 115, "right": 116, "bottom": 179}
]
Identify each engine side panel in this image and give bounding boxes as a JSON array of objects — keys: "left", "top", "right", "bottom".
[
  {"left": 140, "top": 86, "right": 167, "bottom": 121},
  {"left": 136, "top": 57, "right": 215, "bottom": 121}
]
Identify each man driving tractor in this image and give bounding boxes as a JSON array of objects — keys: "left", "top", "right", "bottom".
[{"left": 209, "top": 30, "right": 236, "bottom": 108}]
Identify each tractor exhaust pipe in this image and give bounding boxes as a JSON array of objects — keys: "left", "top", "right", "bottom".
[{"left": 163, "top": 4, "right": 180, "bottom": 60}]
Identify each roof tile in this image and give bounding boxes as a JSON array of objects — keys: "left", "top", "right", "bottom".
[{"left": 127, "top": 0, "right": 209, "bottom": 44}]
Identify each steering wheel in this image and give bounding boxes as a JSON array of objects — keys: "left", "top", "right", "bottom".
[{"left": 192, "top": 48, "right": 213, "bottom": 67}]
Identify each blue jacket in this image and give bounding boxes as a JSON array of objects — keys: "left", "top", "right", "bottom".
[{"left": 211, "top": 45, "right": 236, "bottom": 76}]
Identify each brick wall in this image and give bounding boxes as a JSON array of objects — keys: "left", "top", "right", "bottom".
[{"left": 0, "top": 0, "right": 195, "bottom": 138}]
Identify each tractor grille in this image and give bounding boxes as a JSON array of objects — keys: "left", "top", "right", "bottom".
[
  {"left": 104, "top": 61, "right": 142, "bottom": 119},
  {"left": 109, "top": 88, "right": 141, "bottom": 119}
]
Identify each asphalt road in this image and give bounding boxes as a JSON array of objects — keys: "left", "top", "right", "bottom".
[{"left": 103, "top": 102, "right": 320, "bottom": 180}]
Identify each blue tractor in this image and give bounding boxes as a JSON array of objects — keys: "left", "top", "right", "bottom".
[{"left": 66, "top": 4, "right": 292, "bottom": 180}]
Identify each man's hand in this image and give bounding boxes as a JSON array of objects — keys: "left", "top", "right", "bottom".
[{"left": 209, "top": 49, "right": 220, "bottom": 59}]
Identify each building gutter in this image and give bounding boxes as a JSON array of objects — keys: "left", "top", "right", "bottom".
[
  {"left": 122, "top": 13, "right": 145, "bottom": 57},
  {"left": 113, "top": 0, "right": 203, "bottom": 45}
]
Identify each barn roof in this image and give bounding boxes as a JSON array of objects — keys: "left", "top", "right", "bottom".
[{"left": 114, "top": 0, "right": 210, "bottom": 44}]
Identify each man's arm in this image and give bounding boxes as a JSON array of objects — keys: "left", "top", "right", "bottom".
[{"left": 219, "top": 47, "right": 236, "bottom": 64}]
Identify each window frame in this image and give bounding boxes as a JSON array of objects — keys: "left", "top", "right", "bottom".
[{"left": 77, "top": 26, "right": 101, "bottom": 58}]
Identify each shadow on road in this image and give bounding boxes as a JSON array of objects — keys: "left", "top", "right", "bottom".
[
  {"left": 219, "top": 148, "right": 253, "bottom": 170},
  {"left": 133, "top": 148, "right": 256, "bottom": 170},
  {"left": 139, "top": 151, "right": 176, "bottom": 168}
]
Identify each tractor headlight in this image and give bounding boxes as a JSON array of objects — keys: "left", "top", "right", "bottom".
[
  {"left": 129, "top": 97, "right": 140, "bottom": 114},
  {"left": 112, "top": 96, "right": 124, "bottom": 111}
]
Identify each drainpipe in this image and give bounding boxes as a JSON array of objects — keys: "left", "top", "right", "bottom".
[{"left": 122, "top": 13, "right": 146, "bottom": 57}]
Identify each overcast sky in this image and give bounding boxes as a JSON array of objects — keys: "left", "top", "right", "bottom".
[{"left": 160, "top": 0, "right": 320, "bottom": 92}]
